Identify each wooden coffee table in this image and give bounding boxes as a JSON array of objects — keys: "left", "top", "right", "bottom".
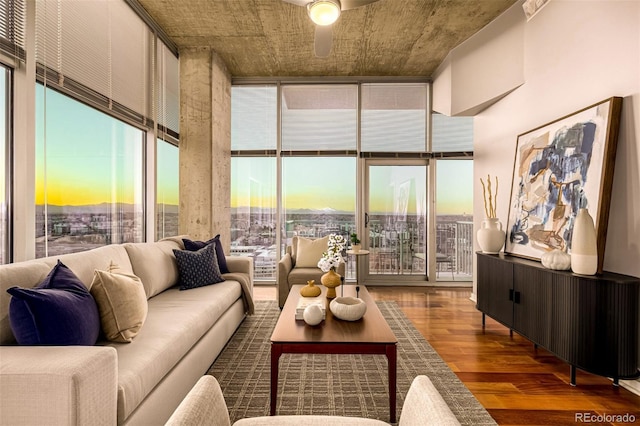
[{"left": 270, "top": 284, "right": 398, "bottom": 422}]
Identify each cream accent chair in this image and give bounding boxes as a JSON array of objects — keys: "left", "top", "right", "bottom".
[
  {"left": 277, "top": 236, "right": 346, "bottom": 308},
  {"left": 165, "top": 374, "right": 461, "bottom": 426}
]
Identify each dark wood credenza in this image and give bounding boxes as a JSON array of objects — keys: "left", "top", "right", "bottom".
[{"left": 476, "top": 252, "right": 640, "bottom": 385}]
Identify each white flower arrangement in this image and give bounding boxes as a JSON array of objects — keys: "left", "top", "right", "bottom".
[{"left": 317, "top": 233, "right": 346, "bottom": 272}]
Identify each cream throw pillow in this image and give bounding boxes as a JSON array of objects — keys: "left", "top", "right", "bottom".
[
  {"left": 295, "top": 236, "right": 329, "bottom": 268},
  {"left": 89, "top": 262, "right": 148, "bottom": 343}
]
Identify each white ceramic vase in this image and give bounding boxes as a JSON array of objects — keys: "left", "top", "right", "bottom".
[
  {"left": 477, "top": 218, "right": 505, "bottom": 254},
  {"left": 571, "top": 208, "right": 597, "bottom": 275}
]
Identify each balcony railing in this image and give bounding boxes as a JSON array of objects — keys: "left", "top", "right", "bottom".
[{"left": 230, "top": 214, "right": 474, "bottom": 281}]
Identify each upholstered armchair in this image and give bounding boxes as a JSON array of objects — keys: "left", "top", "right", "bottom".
[{"left": 277, "top": 236, "right": 346, "bottom": 308}]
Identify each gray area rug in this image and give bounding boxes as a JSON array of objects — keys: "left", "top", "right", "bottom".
[{"left": 208, "top": 300, "right": 497, "bottom": 425}]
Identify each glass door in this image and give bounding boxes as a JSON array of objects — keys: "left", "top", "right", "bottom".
[{"left": 362, "top": 160, "right": 428, "bottom": 284}]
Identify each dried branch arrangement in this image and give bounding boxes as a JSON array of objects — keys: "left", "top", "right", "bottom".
[{"left": 480, "top": 174, "right": 498, "bottom": 218}]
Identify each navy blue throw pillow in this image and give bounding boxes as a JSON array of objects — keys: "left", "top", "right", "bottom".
[
  {"left": 173, "top": 243, "right": 225, "bottom": 290},
  {"left": 182, "top": 234, "right": 230, "bottom": 274},
  {"left": 7, "top": 260, "right": 100, "bottom": 346}
]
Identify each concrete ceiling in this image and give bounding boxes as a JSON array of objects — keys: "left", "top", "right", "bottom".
[{"left": 137, "top": 0, "right": 517, "bottom": 78}]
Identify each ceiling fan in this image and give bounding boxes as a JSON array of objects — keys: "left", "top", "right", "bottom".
[{"left": 283, "top": 0, "right": 381, "bottom": 58}]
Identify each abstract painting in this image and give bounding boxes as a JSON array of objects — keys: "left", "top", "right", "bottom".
[{"left": 505, "top": 97, "right": 622, "bottom": 273}]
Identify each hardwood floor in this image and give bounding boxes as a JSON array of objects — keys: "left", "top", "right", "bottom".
[{"left": 254, "top": 285, "right": 640, "bottom": 426}]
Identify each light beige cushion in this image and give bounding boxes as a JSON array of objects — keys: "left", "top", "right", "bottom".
[
  {"left": 124, "top": 239, "right": 182, "bottom": 298},
  {"left": 90, "top": 263, "right": 148, "bottom": 343},
  {"left": 295, "top": 236, "right": 329, "bottom": 268}
]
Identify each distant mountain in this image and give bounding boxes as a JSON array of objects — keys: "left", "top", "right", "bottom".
[
  {"left": 232, "top": 206, "right": 353, "bottom": 215},
  {"left": 35, "top": 203, "right": 158, "bottom": 215}
]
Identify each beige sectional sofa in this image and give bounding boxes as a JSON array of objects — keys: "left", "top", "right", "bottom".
[{"left": 0, "top": 236, "right": 254, "bottom": 425}]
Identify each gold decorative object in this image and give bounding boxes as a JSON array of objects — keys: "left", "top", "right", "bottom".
[
  {"left": 320, "top": 269, "right": 341, "bottom": 299},
  {"left": 300, "top": 280, "right": 321, "bottom": 297}
]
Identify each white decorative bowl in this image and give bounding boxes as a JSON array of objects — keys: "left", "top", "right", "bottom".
[{"left": 330, "top": 297, "right": 367, "bottom": 321}]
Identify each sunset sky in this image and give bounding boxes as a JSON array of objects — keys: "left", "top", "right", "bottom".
[
  {"left": 34, "top": 86, "right": 472, "bottom": 216},
  {"left": 231, "top": 157, "right": 472, "bottom": 215}
]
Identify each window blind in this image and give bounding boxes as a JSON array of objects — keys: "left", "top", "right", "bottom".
[
  {"left": 0, "top": 0, "right": 25, "bottom": 62},
  {"left": 157, "top": 41, "right": 179, "bottom": 139},
  {"left": 361, "top": 83, "right": 427, "bottom": 153},
  {"left": 35, "top": 0, "right": 153, "bottom": 127},
  {"left": 281, "top": 85, "right": 357, "bottom": 151},
  {"left": 432, "top": 113, "right": 473, "bottom": 153},
  {"left": 231, "top": 85, "right": 277, "bottom": 150}
]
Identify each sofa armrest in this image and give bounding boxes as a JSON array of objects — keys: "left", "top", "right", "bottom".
[
  {"left": 399, "top": 375, "right": 460, "bottom": 426},
  {"left": 0, "top": 346, "right": 118, "bottom": 426},
  {"left": 165, "top": 375, "right": 230, "bottom": 426},
  {"left": 277, "top": 253, "right": 294, "bottom": 308},
  {"left": 225, "top": 256, "right": 253, "bottom": 278}
]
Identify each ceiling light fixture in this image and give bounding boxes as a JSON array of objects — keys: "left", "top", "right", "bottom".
[{"left": 307, "top": 0, "right": 341, "bottom": 26}]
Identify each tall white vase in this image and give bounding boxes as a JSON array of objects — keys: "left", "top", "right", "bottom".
[
  {"left": 571, "top": 208, "right": 598, "bottom": 275},
  {"left": 477, "top": 218, "right": 506, "bottom": 254}
]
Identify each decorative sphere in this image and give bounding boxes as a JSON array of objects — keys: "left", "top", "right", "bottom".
[{"left": 303, "top": 304, "right": 323, "bottom": 326}]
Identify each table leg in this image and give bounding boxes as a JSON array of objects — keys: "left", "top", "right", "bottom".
[
  {"left": 271, "top": 344, "right": 282, "bottom": 415},
  {"left": 387, "top": 344, "right": 397, "bottom": 423}
]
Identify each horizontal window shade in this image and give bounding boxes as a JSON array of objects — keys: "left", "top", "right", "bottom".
[
  {"left": 361, "top": 110, "right": 426, "bottom": 152},
  {"left": 35, "top": 0, "right": 151, "bottom": 126},
  {"left": 157, "top": 42, "right": 179, "bottom": 135},
  {"left": 0, "top": 0, "right": 25, "bottom": 61},
  {"left": 111, "top": 0, "right": 150, "bottom": 117},
  {"left": 432, "top": 113, "right": 474, "bottom": 152},
  {"left": 36, "top": 64, "right": 149, "bottom": 127},
  {"left": 281, "top": 85, "right": 357, "bottom": 151},
  {"left": 231, "top": 85, "right": 276, "bottom": 150},
  {"left": 361, "top": 83, "right": 427, "bottom": 152}
]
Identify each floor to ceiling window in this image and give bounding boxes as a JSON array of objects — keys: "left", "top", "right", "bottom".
[
  {"left": 0, "top": 66, "right": 9, "bottom": 264},
  {"left": 433, "top": 113, "right": 474, "bottom": 282},
  {"left": 361, "top": 83, "right": 428, "bottom": 281},
  {"left": 231, "top": 85, "right": 278, "bottom": 278},
  {"left": 26, "top": 0, "right": 180, "bottom": 258},
  {"left": 231, "top": 81, "right": 474, "bottom": 284},
  {"left": 156, "top": 139, "right": 179, "bottom": 240},
  {"left": 281, "top": 84, "right": 358, "bottom": 261},
  {"left": 35, "top": 85, "right": 145, "bottom": 257}
]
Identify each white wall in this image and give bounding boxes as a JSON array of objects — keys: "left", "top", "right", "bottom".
[
  {"left": 460, "top": 0, "right": 640, "bottom": 394},
  {"left": 432, "top": 3, "right": 525, "bottom": 116},
  {"left": 473, "top": 0, "right": 640, "bottom": 278}
]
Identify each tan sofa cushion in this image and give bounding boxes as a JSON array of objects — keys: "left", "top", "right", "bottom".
[
  {"left": 90, "top": 264, "right": 148, "bottom": 343},
  {"left": 124, "top": 239, "right": 182, "bottom": 298},
  {"left": 294, "top": 236, "right": 328, "bottom": 268}
]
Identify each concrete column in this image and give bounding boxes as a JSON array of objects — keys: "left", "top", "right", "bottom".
[{"left": 179, "top": 47, "right": 231, "bottom": 248}]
